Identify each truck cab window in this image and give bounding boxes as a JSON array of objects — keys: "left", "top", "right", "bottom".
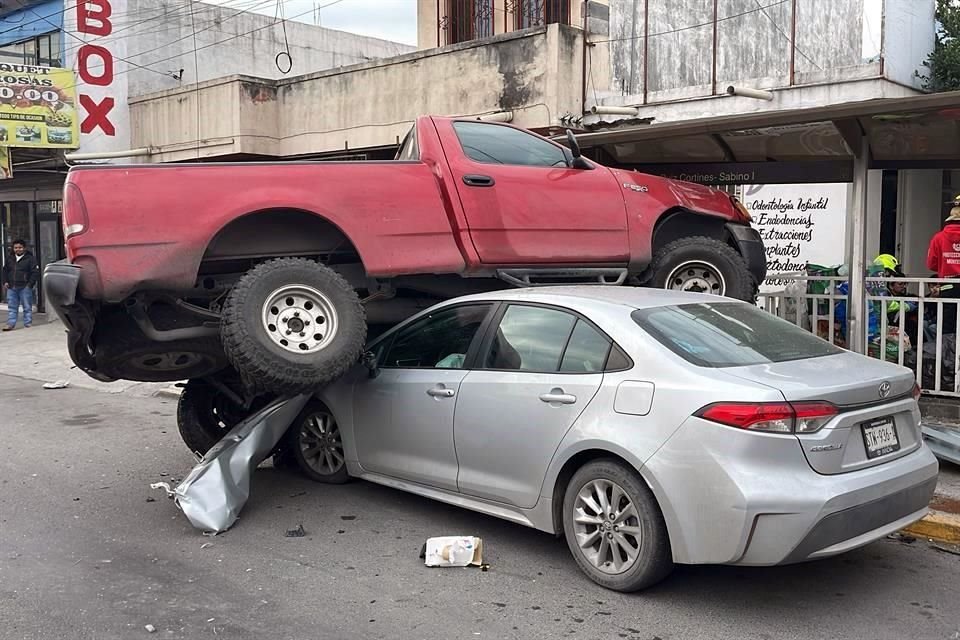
[
  {"left": 396, "top": 126, "right": 419, "bottom": 161},
  {"left": 453, "top": 121, "right": 567, "bottom": 168}
]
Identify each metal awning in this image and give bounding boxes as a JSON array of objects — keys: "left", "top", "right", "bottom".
[
  {"left": 571, "top": 90, "right": 960, "bottom": 172},
  {"left": 559, "top": 90, "right": 960, "bottom": 357}
]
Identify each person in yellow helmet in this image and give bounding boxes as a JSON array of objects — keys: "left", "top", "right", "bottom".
[{"left": 872, "top": 254, "right": 918, "bottom": 336}]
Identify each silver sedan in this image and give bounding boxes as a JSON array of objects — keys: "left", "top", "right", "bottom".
[{"left": 279, "top": 286, "right": 939, "bottom": 591}]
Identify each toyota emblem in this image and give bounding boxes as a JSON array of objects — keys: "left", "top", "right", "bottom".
[{"left": 879, "top": 382, "right": 892, "bottom": 398}]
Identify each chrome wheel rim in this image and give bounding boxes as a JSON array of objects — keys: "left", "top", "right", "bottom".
[
  {"left": 298, "top": 410, "right": 344, "bottom": 476},
  {"left": 572, "top": 479, "right": 642, "bottom": 575},
  {"left": 261, "top": 284, "right": 338, "bottom": 354},
  {"left": 665, "top": 260, "right": 726, "bottom": 295}
]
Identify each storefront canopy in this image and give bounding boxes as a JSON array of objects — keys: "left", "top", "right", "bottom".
[{"left": 571, "top": 90, "right": 960, "bottom": 181}]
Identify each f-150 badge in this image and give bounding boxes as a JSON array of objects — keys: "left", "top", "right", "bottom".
[{"left": 623, "top": 183, "right": 649, "bottom": 192}]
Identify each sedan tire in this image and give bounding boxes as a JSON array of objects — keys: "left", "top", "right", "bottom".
[
  {"left": 282, "top": 400, "right": 349, "bottom": 484},
  {"left": 562, "top": 459, "right": 673, "bottom": 592}
]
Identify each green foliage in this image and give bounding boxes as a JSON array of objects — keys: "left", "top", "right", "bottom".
[{"left": 919, "top": 0, "right": 960, "bottom": 92}]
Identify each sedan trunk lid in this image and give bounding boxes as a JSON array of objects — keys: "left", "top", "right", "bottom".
[{"left": 725, "top": 353, "right": 922, "bottom": 474}]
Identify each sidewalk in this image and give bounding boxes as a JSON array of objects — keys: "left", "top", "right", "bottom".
[
  {"left": 904, "top": 458, "right": 960, "bottom": 545},
  {"left": 0, "top": 316, "right": 181, "bottom": 399}
]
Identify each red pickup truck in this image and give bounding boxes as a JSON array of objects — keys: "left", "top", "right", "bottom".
[{"left": 44, "top": 116, "right": 765, "bottom": 402}]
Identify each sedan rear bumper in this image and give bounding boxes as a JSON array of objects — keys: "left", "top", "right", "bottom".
[
  {"left": 643, "top": 417, "right": 939, "bottom": 566},
  {"left": 774, "top": 474, "right": 935, "bottom": 564}
]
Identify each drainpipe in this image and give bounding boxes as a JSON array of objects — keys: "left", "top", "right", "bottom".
[
  {"left": 789, "top": 0, "right": 797, "bottom": 85},
  {"left": 590, "top": 105, "right": 640, "bottom": 116},
  {"left": 581, "top": 0, "right": 590, "bottom": 116},
  {"left": 476, "top": 111, "right": 514, "bottom": 122},
  {"left": 725, "top": 86, "right": 775, "bottom": 101},
  {"left": 64, "top": 147, "right": 154, "bottom": 162}
]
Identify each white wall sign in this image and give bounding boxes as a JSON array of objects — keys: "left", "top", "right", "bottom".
[
  {"left": 744, "top": 183, "right": 849, "bottom": 291},
  {"left": 63, "top": 0, "right": 131, "bottom": 157}
]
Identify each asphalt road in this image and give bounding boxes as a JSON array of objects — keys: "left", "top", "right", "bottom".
[{"left": 0, "top": 373, "right": 958, "bottom": 640}]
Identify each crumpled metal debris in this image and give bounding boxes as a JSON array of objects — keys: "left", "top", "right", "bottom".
[
  {"left": 922, "top": 423, "right": 960, "bottom": 465},
  {"left": 151, "top": 394, "right": 310, "bottom": 534}
]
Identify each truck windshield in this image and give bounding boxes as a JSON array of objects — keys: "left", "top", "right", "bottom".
[
  {"left": 632, "top": 302, "right": 841, "bottom": 368},
  {"left": 395, "top": 126, "right": 419, "bottom": 161}
]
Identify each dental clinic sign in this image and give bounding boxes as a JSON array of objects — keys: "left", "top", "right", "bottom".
[
  {"left": 744, "top": 183, "right": 849, "bottom": 292},
  {"left": 63, "top": 0, "right": 130, "bottom": 155}
]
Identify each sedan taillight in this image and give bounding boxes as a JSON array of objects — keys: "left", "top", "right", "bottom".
[{"left": 696, "top": 401, "right": 838, "bottom": 434}]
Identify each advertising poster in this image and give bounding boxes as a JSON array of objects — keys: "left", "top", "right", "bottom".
[
  {"left": 0, "top": 64, "right": 79, "bottom": 149},
  {"left": 744, "top": 183, "right": 849, "bottom": 292},
  {"left": 0, "top": 147, "right": 11, "bottom": 179}
]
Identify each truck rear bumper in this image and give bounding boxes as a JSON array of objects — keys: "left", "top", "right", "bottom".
[
  {"left": 42, "top": 260, "right": 115, "bottom": 382},
  {"left": 43, "top": 260, "right": 82, "bottom": 324},
  {"left": 726, "top": 223, "right": 767, "bottom": 285}
]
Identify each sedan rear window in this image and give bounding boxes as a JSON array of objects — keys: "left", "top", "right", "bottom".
[{"left": 632, "top": 302, "right": 841, "bottom": 368}]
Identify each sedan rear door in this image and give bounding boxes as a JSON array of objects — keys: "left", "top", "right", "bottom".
[{"left": 453, "top": 304, "right": 614, "bottom": 509}]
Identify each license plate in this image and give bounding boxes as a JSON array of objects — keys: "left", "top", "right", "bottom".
[{"left": 861, "top": 417, "right": 900, "bottom": 459}]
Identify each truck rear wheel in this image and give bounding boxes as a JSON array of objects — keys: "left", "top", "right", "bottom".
[
  {"left": 220, "top": 258, "right": 366, "bottom": 394},
  {"left": 176, "top": 379, "right": 247, "bottom": 456},
  {"left": 646, "top": 236, "right": 755, "bottom": 302}
]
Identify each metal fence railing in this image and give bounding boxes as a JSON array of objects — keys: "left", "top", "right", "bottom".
[
  {"left": 759, "top": 274, "right": 848, "bottom": 346},
  {"left": 758, "top": 274, "right": 960, "bottom": 398}
]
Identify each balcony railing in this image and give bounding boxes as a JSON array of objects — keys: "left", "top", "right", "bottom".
[
  {"left": 510, "top": 0, "right": 571, "bottom": 30},
  {"left": 439, "top": 0, "right": 495, "bottom": 46}
]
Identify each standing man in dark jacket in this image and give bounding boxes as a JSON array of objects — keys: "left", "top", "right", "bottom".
[{"left": 2, "top": 239, "right": 38, "bottom": 330}]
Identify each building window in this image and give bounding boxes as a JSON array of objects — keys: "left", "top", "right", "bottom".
[
  {"left": 441, "top": 0, "right": 495, "bottom": 46},
  {"left": 0, "top": 32, "right": 62, "bottom": 68},
  {"left": 513, "top": 0, "right": 571, "bottom": 30}
]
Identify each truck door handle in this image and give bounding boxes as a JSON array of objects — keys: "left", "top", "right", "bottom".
[
  {"left": 427, "top": 387, "right": 456, "bottom": 398},
  {"left": 463, "top": 174, "right": 495, "bottom": 187},
  {"left": 539, "top": 392, "right": 577, "bottom": 405}
]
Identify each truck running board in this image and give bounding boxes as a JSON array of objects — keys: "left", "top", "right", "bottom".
[{"left": 496, "top": 268, "right": 628, "bottom": 288}]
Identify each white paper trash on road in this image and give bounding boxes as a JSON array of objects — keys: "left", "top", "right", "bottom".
[
  {"left": 424, "top": 536, "right": 484, "bottom": 567},
  {"left": 151, "top": 393, "right": 310, "bottom": 534}
]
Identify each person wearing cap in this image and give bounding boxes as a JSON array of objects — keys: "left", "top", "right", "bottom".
[{"left": 926, "top": 199, "right": 960, "bottom": 334}]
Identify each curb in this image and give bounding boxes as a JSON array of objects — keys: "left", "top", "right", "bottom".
[{"left": 902, "top": 509, "right": 960, "bottom": 545}]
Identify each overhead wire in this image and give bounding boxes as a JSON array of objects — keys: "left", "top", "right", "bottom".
[
  {"left": 187, "top": 0, "right": 201, "bottom": 158},
  {"left": 25, "top": 6, "right": 179, "bottom": 77},
  {"left": 589, "top": 0, "right": 791, "bottom": 45},
  {"left": 57, "top": 0, "right": 281, "bottom": 59},
  {"left": 42, "top": 2, "right": 348, "bottom": 94},
  {"left": 751, "top": 0, "right": 822, "bottom": 70},
  {"left": 274, "top": 0, "right": 292, "bottom": 74}
]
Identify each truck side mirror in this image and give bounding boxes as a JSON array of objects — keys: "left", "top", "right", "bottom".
[
  {"left": 565, "top": 129, "right": 593, "bottom": 170},
  {"left": 362, "top": 351, "right": 380, "bottom": 379}
]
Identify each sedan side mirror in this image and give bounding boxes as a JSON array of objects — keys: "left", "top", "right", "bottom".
[
  {"left": 565, "top": 129, "right": 593, "bottom": 170},
  {"left": 362, "top": 351, "right": 380, "bottom": 379}
]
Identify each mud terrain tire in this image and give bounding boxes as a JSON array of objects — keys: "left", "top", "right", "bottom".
[
  {"left": 220, "top": 258, "right": 366, "bottom": 394},
  {"left": 647, "top": 236, "right": 755, "bottom": 302}
]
